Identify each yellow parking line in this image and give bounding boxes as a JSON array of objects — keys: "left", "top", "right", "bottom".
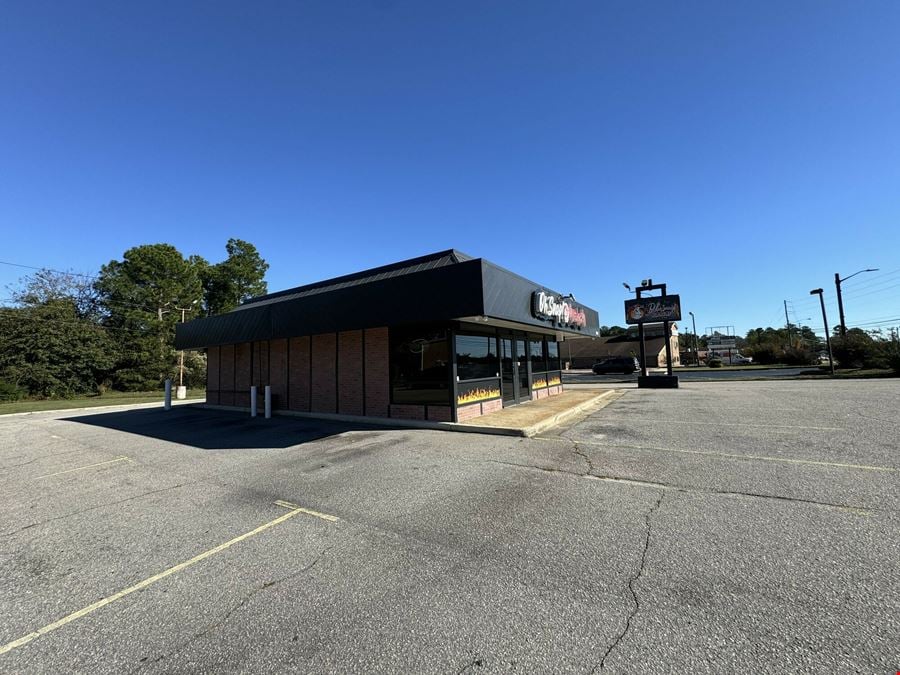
[
  {"left": 0, "top": 500, "right": 336, "bottom": 657},
  {"left": 274, "top": 499, "right": 341, "bottom": 522},
  {"left": 34, "top": 456, "right": 132, "bottom": 479}
]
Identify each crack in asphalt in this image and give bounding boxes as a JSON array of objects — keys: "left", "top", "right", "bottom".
[
  {"left": 455, "top": 655, "right": 484, "bottom": 673},
  {"left": 593, "top": 491, "right": 664, "bottom": 673},
  {"left": 132, "top": 544, "right": 336, "bottom": 672},
  {"left": 573, "top": 442, "right": 594, "bottom": 474},
  {"left": 474, "top": 455, "right": 873, "bottom": 514},
  {"left": 0, "top": 483, "right": 188, "bottom": 538}
]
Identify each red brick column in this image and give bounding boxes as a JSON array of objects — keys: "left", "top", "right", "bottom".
[
  {"left": 234, "top": 343, "right": 252, "bottom": 407},
  {"left": 288, "top": 336, "right": 311, "bottom": 411},
  {"left": 311, "top": 333, "right": 337, "bottom": 414},
  {"left": 338, "top": 330, "right": 364, "bottom": 416},
  {"left": 364, "top": 327, "right": 389, "bottom": 417},
  {"left": 206, "top": 346, "right": 220, "bottom": 405},
  {"left": 219, "top": 344, "right": 235, "bottom": 406},
  {"left": 269, "top": 339, "right": 287, "bottom": 409}
]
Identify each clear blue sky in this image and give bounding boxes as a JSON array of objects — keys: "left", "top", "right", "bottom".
[{"left": 2, "top": 1, "right": 899, "bottom": 337}]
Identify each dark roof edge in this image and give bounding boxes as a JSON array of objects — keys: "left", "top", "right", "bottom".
[{"left": 240, "top": 248, "right": 475, "bottom": 307}]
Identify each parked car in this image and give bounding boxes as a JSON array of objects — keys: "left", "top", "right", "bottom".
[
  {"left": 709, "top": 351, "right": 753, "bottom": 365},
  {"left": 592, "top": 357, "right": 639, "bottom": 374}
]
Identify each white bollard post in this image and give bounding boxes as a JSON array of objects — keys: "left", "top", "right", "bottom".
[
  {"left": 264, "top": 385, "right": 272, "bottom": 419},
  {"left": 250, "top": 385, "right": 257, "bottom": 417},
  {"left": 164, "top": 379, "right": 172, "bottom": 410}
]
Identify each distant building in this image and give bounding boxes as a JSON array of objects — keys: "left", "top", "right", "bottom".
[{"left": 563, "top": 323, "right": 681, "bottom": 368}]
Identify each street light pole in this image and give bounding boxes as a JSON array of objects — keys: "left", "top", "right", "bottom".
[
  {"left": 688, "top": 311, "right": 698, "bottom": 366},
  {"left": 834, "top": 268, "right": 878, "bottom": 338},
  {"left": 810, "top": 288, "right": 835, "bottom": 376}
]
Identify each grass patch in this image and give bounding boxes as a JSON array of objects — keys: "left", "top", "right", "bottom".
[
  {"left": 797, "top": 368, "right": 897, "bottom": 379},
  {"left": 0, "top": 390, "right": 206, "bottom": 415},
  {"left": 675, "top": 364, "right": 799, "bottom": 372}
]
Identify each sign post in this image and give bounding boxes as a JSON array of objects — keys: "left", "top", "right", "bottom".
[{"left": 624, "top": 281, "right": 680, "bottom": 389}]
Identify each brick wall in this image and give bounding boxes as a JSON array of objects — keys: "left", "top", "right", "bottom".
[
  {"left": 390, "top": 404, "right": 425, "bottom": 420},
  {"left": 311, "top": 333, "right": 337, "bottom": 414},
  {"left": 481, "top": 399, "right": 503, "bottom": 415},
  {"left": 269, "top": 338, "right": 287, "bottom": 409},
  {"left": 457, "top": 402, "right": 482, "bottom": 422},
  {"left": 219, "top": 344, "right": 235, "bottom": 406},
  {"left": 235, "top": 343, "right": 252, "bottom": 408},
  {"left": 426, "top": 406, "right": 452, "bottom": 422},
  {"left": 364, "top": 327, "right": 389, "bottom": 417},
  {"left": 206, "top": 346, "right": 220, "bottom": 405},
  {"left": 338, "top": 330, "right": 364, "bottom": 416},
  {"left": 252, "top": 341, "right": 269, "bottom": 390},
  {"left": 288, "top": 336, "right": 311, "bottom": 412}
]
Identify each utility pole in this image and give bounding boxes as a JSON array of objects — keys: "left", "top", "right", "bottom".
[
  {"left": 175, "top": 300, "right": 198, "bottom": 397},
  {"left": 834, "top": 268, "right": 879, "bottom": 338},
  {"left": 784, "top": 300, "right": 792, "bottom": 348},
  {"left": 810, "top": 288, "right": 835, "bottom": 376}
]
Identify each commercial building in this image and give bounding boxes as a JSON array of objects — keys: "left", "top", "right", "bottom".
[
  {"left": 564, "top": 323, "right": 681, "bottom": 369},
  {"left": 175, "top": 250, "right": 600, "bottom": 423}
]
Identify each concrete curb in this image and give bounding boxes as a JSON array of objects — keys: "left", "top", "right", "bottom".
[
  {"left": 1, "top": 398, "right": 205, "bottom": 418},
  {"left": 196, "top": 389, "right": 619, "bottom": 438}
]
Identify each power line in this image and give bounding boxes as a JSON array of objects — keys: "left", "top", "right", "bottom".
[
  {"left": 0, "top": 308, "right": 173, "bottom": 337},
  {"left": 840, "top": 266, "right": 900, "bottom": 290},
  {"left": 0, "top": 260, "right": 100, "bottom": 280},
  {"left": 841, "top": 281, "right": 900, "bottom": 300}
]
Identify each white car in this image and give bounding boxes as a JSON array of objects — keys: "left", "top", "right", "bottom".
[{"left": 730, "top": 355, "right": 753, "bottom": 365}]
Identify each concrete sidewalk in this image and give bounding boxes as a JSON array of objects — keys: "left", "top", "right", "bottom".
[
  {"left": 198, "top": 389, "right": 621, "bottom": 437},
  {"left": 458, "top": 389, "right": 621, "bottom": 436}
]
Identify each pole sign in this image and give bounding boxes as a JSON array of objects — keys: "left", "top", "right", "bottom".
[
  {"left": 707, "top": 335, "right": 736, "bottom": 350},
  {"left": 624, "top": 295, "right": 682, "bottom": 325}
]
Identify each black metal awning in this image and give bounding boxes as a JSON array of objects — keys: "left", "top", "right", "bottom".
[{"left": 175, "top": 250, "right": 600, "bottom": 349}]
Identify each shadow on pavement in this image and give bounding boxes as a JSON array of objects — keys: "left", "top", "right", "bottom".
[{"left": 62, "top": 405, "right": 387, "bottom": 450}]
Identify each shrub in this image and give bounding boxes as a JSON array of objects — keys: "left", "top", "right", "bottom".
[
  {"left": 831, "top": 332, "right": 888, "bottom": 369},
  {"left": 888, "top": 350, "right": 900, "bottom": 375},
  {"left": 707, "top": 358, "right": 723, "bottom": 368},
  {"left": 0, "top": 380, "right": 23, "bottom": 402}
]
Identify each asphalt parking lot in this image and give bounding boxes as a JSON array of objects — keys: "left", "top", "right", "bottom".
[{"left": 1, "top": 380, "right": 898, "bottom": 673}]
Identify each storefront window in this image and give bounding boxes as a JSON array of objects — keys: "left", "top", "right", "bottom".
[
  {"left": 548, "top": 341, "right": 561, "bottom": 371},
  {"left": 455, "top": 334, "right": 499, "bottom": 381},
  {"left": 390, "top": 326, "right": 451, "bottom": 405},
  {"left": 530, "top": 339, "right": 547, "bottom": 374}
]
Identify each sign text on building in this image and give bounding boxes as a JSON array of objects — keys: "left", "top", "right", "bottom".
[{"left": 532, "top": 290, "right": 587, "bottom": 328}]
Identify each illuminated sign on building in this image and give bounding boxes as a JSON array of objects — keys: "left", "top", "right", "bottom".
[{"left": 532, "top": 290, "right": 587, "bottom": 328}]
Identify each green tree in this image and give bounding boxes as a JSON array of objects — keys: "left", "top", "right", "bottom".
[
  {"left": 0, "top": 270, "right": 116, "bottom": 397},
  {"left": 830, "top": 328, "right": 890, "bottom": 369},
  {"left": 201, "top": 238, "right": 269, "bottom": 315},
  {"left": 95, "top": 244, "right": 203, "bottom": 390},
  {"left": 598, "top": 325, "right": 627, "bottom": 337}
]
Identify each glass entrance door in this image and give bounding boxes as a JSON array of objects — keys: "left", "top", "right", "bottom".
[
  {"left": 515, "top": 338, "right": 530, "bottom": 402},
  {"left": 500, "top": 336, "right": 531, "bottom": 406},
  {"left": 500, "top": 338, "right": 515, "bottom": 403}
]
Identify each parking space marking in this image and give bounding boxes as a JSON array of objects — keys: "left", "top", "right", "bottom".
[
  {"left": 34, "top": 456, "right": 132, "bottom": 480},
  {"left": 274, "top": 499, "right": 341, "bottom": 522},
  {"left": 538, "top": 437, "right": 898, "bottom": 473},
  {"left": 0, "top": 500, "right": 337, "bottom": 657},
  {"left": 597, "top": 419, "right": 844, "bottom": 431}
]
